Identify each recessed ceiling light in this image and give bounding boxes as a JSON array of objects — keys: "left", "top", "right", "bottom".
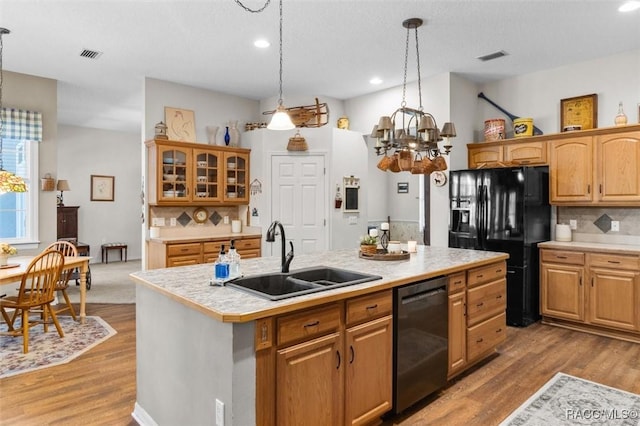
[
  {"left": 370, "top": 77, "right": 383, "bottom": 85},
  {"left": 618, "top": 1, "right": 640, "bottom": 12},
  {"left": 254, "top": 39, "right": 270, "bottom": 48}
]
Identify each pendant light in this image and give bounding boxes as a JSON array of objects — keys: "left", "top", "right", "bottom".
[
  {"left": 0, "top": 27, "right": 27, "bottom": 194},
  {"left": 267, "top": 0, "right": 295, "bottom": 130}
]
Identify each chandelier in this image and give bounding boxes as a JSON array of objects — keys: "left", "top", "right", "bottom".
[
  {"left": 0, "top": 27, "right": 27, "bottom": 194},
  {"left": 370, "top": 18, "right": 456, "bottom": 174}
]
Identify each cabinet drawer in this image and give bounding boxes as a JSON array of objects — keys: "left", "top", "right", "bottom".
[
  {"left": 588, "top": 253, "right": 640, "bottom": 271},
  {"left": 467, "top": 261, "right": 506, "bottom": 287},
  {"left": 239, "top": 249, "right": 261, "bottom": 259},
  {"left": 167, "top": 243, "right": 202, "bottom": 257},
  {"left": 203, "top": 241, "right": 226, "bottom": 254},
  {"left": 541, "top": 249, "right": 585, "bottom": 265},
  {"left": 346, "top": 290, "right": 392, "bottom": 327},
  {"left": 277, "top": 304, "right": 341, "bottom": 346},
  {"left": 167, "top": 255, "right": 202, "bottom": 267},
  {"left": 467, "top": 312, "right": 506, "bottom": 361},
  {"left": 448, "top": 272, "right": 466, "bottom": 294},
  {"left": 467, "top": 278, "right": 506, "bottom": 326},
  {"left": 235, "top": 238, "right": 261, "bottom": 250}
]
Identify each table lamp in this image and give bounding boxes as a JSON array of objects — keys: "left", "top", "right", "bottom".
[{"left": 57, "top": 179, "right": 70, "bottom": 206}]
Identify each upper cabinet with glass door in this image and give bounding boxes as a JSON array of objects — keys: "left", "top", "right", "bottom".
[
  {"left": 146, "top": 139, "right": 251, "bottom": 206},
  {"left": 223, "top": 151, "right": 250, "bottom": 203}
]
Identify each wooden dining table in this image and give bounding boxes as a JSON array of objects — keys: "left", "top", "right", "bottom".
[{"left": 0, "top": 255, "right": 92, "bottom": 324}]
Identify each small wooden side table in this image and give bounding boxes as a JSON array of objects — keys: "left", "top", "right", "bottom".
[{"left": 101, "top": 243, "right": 128, "bottom": 264}]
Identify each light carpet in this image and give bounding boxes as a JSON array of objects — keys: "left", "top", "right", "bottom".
[
  {"left": 0, "top": 315, "right": 117, "bottom": 378},
  {"left": 66, "top": 259, "right": 140, "bottom": 304},
  {"left": 500, "top": 372, "right": 640, "bottom": 426}
]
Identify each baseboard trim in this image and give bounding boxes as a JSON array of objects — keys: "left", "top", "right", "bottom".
[{"left": 132, "top": 402, "right": 158, "bottom": 426}]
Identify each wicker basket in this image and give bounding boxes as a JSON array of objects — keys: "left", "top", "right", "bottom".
[
  {"left": 41, "top": 174, "right": 55, "bottom": 191},
  {"left": 287, "top": 132, "right": 308, "bottom": 151},
  {"left": 359, "top": 244, "right": 377, "bottom": 255}
]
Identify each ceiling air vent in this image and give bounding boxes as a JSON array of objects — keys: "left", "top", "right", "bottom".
[
  {"left": 476, "top": 50, "right": 508, "bottom": 62},
  {"left": 79, "top": 49, "right": 103, "bottom": 59}
]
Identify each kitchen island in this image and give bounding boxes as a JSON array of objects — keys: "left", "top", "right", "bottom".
[{"left": 130, "top": 246, "right": 508, "bottom": 426}]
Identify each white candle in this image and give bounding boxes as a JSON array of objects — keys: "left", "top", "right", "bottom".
[
  {"left": 407, "top": 240, "right": 417, "bottom": 253},
  {"left": 369, "top": 229, "right": 378, "bottom": 237},
  {"left": 380, "top": 222, "right": 389, "bottom": 230}
]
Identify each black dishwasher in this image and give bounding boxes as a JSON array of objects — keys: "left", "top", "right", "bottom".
[{"left": 392, "top": 276, "right": 448, "bottom": 414}]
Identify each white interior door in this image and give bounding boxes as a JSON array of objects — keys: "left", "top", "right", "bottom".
[{"left": 271, "top": 155, "right": 326, "bottom": 256}]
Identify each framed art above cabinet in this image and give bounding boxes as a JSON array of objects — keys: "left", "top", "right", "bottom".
[{"left": 146, "top": 139, "right": 251, "bottom": 206}]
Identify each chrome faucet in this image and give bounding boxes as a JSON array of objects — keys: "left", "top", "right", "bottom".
[{"left": 266, "top": 220, "right": 294, "bottom": 273}]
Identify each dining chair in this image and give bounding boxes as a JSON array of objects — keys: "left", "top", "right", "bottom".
[
  {"left": 0, "top": 249, "right": 65, "bottom": 353},
  {"left": 43, "top": 240, "right": 78, "bottom": 320}
]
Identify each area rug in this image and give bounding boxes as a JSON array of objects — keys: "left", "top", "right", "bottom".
[
  {"left": 0, "top": 316, "right": 117, "bottom": 379},
  {"left": 500, "top": 372, "right": 640, "bottom": 425}
]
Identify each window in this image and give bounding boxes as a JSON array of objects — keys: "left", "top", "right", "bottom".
[{"left": 0, "top": 138, "right": 39, "bottom": 245}]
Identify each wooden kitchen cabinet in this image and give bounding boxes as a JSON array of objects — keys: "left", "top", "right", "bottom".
[
  {"left": 549, "top": 136, "right": 593, "bottom": 203},
  {"left": 540, "top": 247, "right": 640, "bottom": 341},
  {"left": 259, "top": 290, "right": 393, "bottom": 426},
  {"left": 448, "top": 290, "right": 466, "bottom": 377},
  {"left": 57, "top": 206, "right": 79, "bottom": 240},
  {"left": 276, "top": 332, "right": 344, "bottom": 426},
  {"left": 146, "top": 139, "right": 250, "bottom": 206},
  {"left": 503, "top": 141, "right": 547, "bottom": 165},
  {"left": 148, "top": 236, "right": 261, "bottom": 269},
  {"left": 467, "top": 144, "right": 502, "bottom": 168},
  {"left": 549, "top": 129, "right": 640, "bottom": 205}
]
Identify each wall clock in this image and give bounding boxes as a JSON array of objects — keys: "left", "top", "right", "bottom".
[
  {"left": 560, "top": 94, "right": 598, "bottom": 131},
  {"left": 432, "top": 171, "right": 447, "bottom": 187},
  {"left": 193, "top": 207, "right": 209, "bottom": 224}
]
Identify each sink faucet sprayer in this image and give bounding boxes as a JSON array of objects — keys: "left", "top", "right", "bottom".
[{"left": 266, "top": 220, "right": 294, "bottom": 273}]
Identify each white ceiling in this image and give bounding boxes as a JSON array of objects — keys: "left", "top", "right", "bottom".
[{"left": 2, "top": 0, "right": 639, "bottom": 133}]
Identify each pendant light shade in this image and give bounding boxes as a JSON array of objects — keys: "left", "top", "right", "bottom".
[
  {"left": 267, "top": 0, "right": 294, "bottom": 131},
  {"left": 267, "top": 105, "right": 295, "bottom": 130}
]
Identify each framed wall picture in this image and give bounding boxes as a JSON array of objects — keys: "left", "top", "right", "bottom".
[
  {"left": 91, "top": 175, "right": 114, "bottom": 201},
  {"left": 165, "top": 107, "right": 196, "bottom": 142},
  {"left": 560, "top": 94, "right": 598, "bottom": 131}
]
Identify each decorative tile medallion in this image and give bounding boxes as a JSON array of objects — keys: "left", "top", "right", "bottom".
[
  {"left": 593, "top": 214, "right": 613, "bottom": 233},
  {"left": 209, "top": 211, "right": 222, "bottom": 226},
  {"left": 177, "top": 212, "right": 191, "bottom": 227}
]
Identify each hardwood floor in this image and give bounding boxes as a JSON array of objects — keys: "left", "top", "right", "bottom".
[{"left": 1, "top": 304, "right": 639, "bottom": 425}]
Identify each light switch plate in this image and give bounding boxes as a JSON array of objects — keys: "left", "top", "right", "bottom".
[
  {"left": 348, "top": 216, "right": 358, "bottom": 225},
  {"left": 169, "top": 217, "right": 177, "bottom": 227},
  {"left": 223, "top": 216, "right": 229, "bottom": 224},
  {"left": 569, "top": 219, "right": 577, "bottom": 230},
  {"left": 611, "top": 221, "right": 620, "bottom": 232}
]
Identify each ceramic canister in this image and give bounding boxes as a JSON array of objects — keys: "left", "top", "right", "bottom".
[{"left": 555, "top": 224, "right": 572, "bottom": 242}]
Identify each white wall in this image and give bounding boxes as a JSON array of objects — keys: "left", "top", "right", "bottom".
[
  {"left": 3, "top": 70, "right": 58, "bottom": 254},
  {"left": 477, "top": 50, "right": 640, "bottom": 138},
  {"left": 57, "top": 125, "right": 141, "bottom": 261}
]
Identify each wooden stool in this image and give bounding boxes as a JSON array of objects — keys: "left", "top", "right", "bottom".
[{"left": 101, "top": 243, "right": 128, "bottom": 264}]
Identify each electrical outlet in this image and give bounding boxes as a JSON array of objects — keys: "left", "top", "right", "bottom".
[
  {"left": 170, "top": 217, "right": 177, "bottom": 227},
  {"left": 569, "top": 219, "right": 577, "bottom": 230},
  {"left": 348, "top": 216, "right": 358, "bottom": 225},
  {"left": 216, "top": 399, "right": 224, "bottom": 426},
  {"left": 611, "top": 221, "right": 620, "bottom": 232},
  {"left": 152, "top": 218, "right": 165, "bottom": 227},
  {"left": 223, "top": 216, "right": 229, "bottom": 225}
]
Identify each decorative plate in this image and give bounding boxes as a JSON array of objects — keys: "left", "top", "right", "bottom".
[
  {"left": 193, "top": 207, "right": 208, "bottom": 224},
  {"left": 432, "top": 171, "right": 447, "bottom": 187}
]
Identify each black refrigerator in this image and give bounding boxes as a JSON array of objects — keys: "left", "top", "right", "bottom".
[{"left": 448, "top": 166, "right": 550, "bottom": 327}]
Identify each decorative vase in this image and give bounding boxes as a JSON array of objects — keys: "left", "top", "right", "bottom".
[
  {"left": 228, "top": 120, "right": 240, "bottom": 147},
  {"left": 224, "top": 126, "right": 231, "bottom": 146},
  {"left": 0, "top": 254, "right": 8, "bottom": 267},
  {"left": 615, "top": 102, "right": 628, "bottom": 126},
  {"left": 206, "top": 126, "right": 219, "bottom": 145}
]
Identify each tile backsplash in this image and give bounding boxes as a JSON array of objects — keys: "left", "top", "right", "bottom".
[
  {"left": 149, "top": 206, "right": 241, "bottom": 237},
  {"left": 557, "top": 207, "right": 640, "bottom": 245}
]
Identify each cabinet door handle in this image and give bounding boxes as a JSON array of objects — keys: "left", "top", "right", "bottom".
[
  {"left": 591, "top": 276, "right": 594, "bottom": 287},
  {"left": 496, "top": 294, "right": 503, "bottom": 299},
  {"left": 476, "top": 338, "right": 484, "bottom": 343},
  {"left": 304, "top": 321, "right": 320, "bottom": 328},
  {"left": 607, "top": 260, "right": 621, "bottom": 264},
  {"left": 587, "top": 184, "right": 591, "bottom": 194},
  {"left": 454, "top": 280, "right": 462, "bottom": 285},
  {"left": 365, "top": 304, "right": 378, "bottom": 310},
  {"left": 579, "top": 275, "right": 582, "bottom": 286},
  {"left": 556, "top": 255, "right": 567, "bottom": 259},
  {"left": 599, "top": 184, "right": 602, "bottom": 194},
  {"left": 349, "top": 346, "right": 355, "bottom": 364},
  {"left": 476, "top": 274, "right": 484, "bottom": 278},
  {"left": 496, "top": 269, "right": 502, "bottom": 273},
  {"left": 496, "top": 328, "right": 503, "bottom": 333},
  {"left": 336, "top": 350, "right": 341, "bottom": 370},
  {"left": 476, "top": 302, "right": 484, "bottom": 307}
]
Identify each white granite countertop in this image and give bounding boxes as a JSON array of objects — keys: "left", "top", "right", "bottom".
[
  {"left": 130, "top": 246, "right": 508, "bottom": 322},
  {"left": 539, "top": 240, "right": 640, "bottom": 255}
]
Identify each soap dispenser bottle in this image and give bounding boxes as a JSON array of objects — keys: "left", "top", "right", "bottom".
[
  {"left": 214, "top": 244, "right": 229, "bottom": 281},
  {"left": 228, "top": 240, "right": 241, "bottom": 278}
]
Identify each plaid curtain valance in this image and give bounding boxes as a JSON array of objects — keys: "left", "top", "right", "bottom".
[{"left": 1, "top": 108, "right": 43, "bottom": 142}]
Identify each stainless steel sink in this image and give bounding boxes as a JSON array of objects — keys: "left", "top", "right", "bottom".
[{"left": 226, "top": 266, "right": 382, "bottom": 300}]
